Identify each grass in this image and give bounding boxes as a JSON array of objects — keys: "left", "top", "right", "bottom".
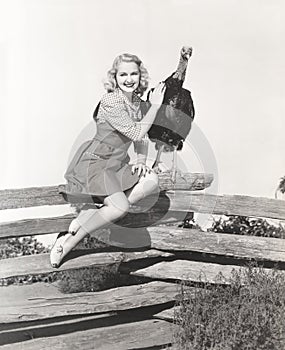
[
  {"left": 57, "top": 264, "right": 121, "bottom": 293},
  {"left": 173, "top": 265, "right": 285, "bottom": 350}
]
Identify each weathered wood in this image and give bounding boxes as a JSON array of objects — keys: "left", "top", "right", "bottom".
[
  {"left": 0, "top": 172, "right": 213, "bottom": 210},
  {"left": 117, "top": 192, "right": 285, "bottom": 221},
  {"left": 0, "top": 211, "right": 185, "bottom": 239},
  {"left": 2, "top": 225, "right": 285, "bottom": 279},
  {"left": 131, "top": 260, "right": 285, "bottom": 284},
  {"left": 0, "top": 319, "right": 177, "bottom": 350},
  {"left": 150, "top": 226, "right": 285, "bottom": 263},
  {"left": 0, "top": 214, "right": 75, "bottom": 239},
  {"left": 0, "top": 185, "right": 66, "bottom": 211},
  {"left": 0, "top": 249, "right": 173, "bottom": 280},
  {"left": 154, "top": 306, "right": 181, "bottom": 322},
  {"left": 1, "top": 193, "right": 285, "bottom": 239},
  {"left": 0, "top": 282, "right": 63, "bottom": 309},
  {"left": 155, "top": 171, "right": 213, "bottom": 191},
  {"left": 0, "top": 281, "right": 180, "bottom": 323},
  {"left": 0, "top": 313, "right": 115, "bottom": 345},
  {"left": 152, "top": 192, "right": 285, "bottom": 220}
]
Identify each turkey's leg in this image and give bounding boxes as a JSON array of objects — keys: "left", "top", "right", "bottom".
[
  {"left": 171, "top": 147, "right": 178, "bottom": 183},
  {"left": 152, "top": 143, "right": 164, "bottom": 172}
]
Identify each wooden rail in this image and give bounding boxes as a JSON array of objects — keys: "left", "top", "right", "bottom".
[
  {"left": 1, "top": 172, "right": 284, "bottom": 349},
  {"left": 1, "top": 193, "right": 285, "bottom": 239},
  {"left": 0, "top": 172, "right": 213, "bottom": 210},
  {"left": 1, "top": 227, "right": 285, "bottom": 280}
]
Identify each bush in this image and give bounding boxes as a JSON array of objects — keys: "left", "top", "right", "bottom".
[
  {"left": 0, "top": 272, "right": 59, "bottom": 287},
  {"left": 173, "top": 265, "right": 285, "bottom": 350},
  {"left": 179, "top": 212, "right": 203, "bottom": 230},
  {"left": 57, "top": 264, "right": 121, "bottom": 293},
  {"left": 276, "top": 176, "right": 285, "bottom": 195},
  {"left": 0, "top": 236, "right": 48, "bottom": 259},
  {"left": 209, "top": 215, "right": 285, "bottom": 239}
]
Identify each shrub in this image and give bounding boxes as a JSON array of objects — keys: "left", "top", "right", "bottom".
[
  {"left": 179, "top": 212, "right": 203, "bottom": 230},
  {"left": 57, "top": 264, "right": 121, "bottom": 293},
  {"left": 0, "top": 272, "right": 59, "bottom": 287},
  {"left": 0, "top": 236, "right": 48, "bottom": 259},
  {"left": 173, "top": 265, "right": 285, "bottom": 350},
  {"left": 209, "top": 215, "right": 285, "bottom": 239},
  {"left": 276, "top": 176, "right": 285, "bottom": 195}
]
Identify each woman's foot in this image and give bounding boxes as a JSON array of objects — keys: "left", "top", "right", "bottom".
[
  {"left": 50, "top": 232, "right": 68, "bottom": 268},
  {"left": 68, "top": 218, "right": 81, "bottom": 235}
]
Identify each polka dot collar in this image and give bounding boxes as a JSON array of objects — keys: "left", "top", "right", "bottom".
[{"left": 115, "top": 88, "right": 141, "bottom": 110}]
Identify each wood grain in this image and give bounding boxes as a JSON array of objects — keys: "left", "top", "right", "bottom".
[
  {"left": 1, "top": 192, "right": 284, "bottom": 239},
  {"left": 0, "top": 249, "right": 174, "bottom": 280},
  {"left": 154, "top": 306, "right": 181, "bottom": 321},
  {"left": 0, "top": 313, "right": 115, "bottom": 345},
  {"left": 154, "top": 192, "right": 285, "bottom": 220},
  {"left": 0, "top": 281, "right": 180, "bottom": 323},
  {"left": 0, "top": 211, "right": 186, "bottom": 239},
  {"left": 1, "top": 225, "right": 285, "bottom": 279},
  {"left": 0, "top": 319, "right": 177, "bottom": 350},
  {"left": 131, "top": 260, "right": 285, "bottom": 284},
  {"left": 150, "top": 226, "right": 285, "bottom": 263},
  {"left": 0, "top": 172, "right": 213, "bottom": 210}
]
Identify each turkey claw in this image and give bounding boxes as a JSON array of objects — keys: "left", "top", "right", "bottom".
[{"left": 152, "top": 165, "right": 163, "bottom": 174}]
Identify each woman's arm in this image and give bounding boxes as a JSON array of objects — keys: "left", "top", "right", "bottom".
[
  {"left": 131, "top": 83, "right": 165, "bottom": 176},
  {"left": 132, "top": 135, "right": 150, "bottom": 176},
  {"left": 134, "top": 135, "right": 149, "bottom": 164},
  {"left": 98, "top": 83, "right": 165, "bottom": 142},
  {"left": 135, "top": 83, "right": 165, "bottom": 141}
]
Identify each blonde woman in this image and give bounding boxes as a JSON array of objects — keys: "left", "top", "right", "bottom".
[{"left": 50, "top": 53, "right": 165, "bottom": 267}]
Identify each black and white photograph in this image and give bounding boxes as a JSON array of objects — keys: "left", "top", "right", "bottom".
[{"left": 0, "top": 0, "right": 284, "bottom": 349}]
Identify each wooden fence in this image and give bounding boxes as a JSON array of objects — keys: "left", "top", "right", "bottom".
[{"left": 1, "top": 171, "right": 285, "bottom": 349}]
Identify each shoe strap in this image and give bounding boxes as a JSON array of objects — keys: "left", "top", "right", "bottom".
[{"left": 55, "top": 245, "right": 63, "bottom": 253}]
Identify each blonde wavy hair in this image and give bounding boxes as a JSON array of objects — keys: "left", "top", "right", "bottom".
[{"left": 103, "top": 53, "right": 149, "bottom": 96}]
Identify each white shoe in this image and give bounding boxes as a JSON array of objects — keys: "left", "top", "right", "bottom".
[
  {"left": 68, "top": 218, "right": 81, "bottom": 235},
  {"left": 50, "top": 232, "right": 68, "bottom": 268}
]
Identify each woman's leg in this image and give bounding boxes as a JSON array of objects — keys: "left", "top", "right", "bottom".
[
  {"left": 125, "top": 170, "right": 159, "bottom": 205},
  {"left": 67, "top": 171, "right": 159, "bottom": 236},
  {"left": 50, "top": 192, "right": 129, "bottom": 267}
]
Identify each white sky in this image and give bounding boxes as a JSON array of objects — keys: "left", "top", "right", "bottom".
[{"left": 0, "top": 0, "right": 284, "bottom": 238}]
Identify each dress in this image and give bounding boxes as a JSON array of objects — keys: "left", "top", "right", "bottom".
[{"left": 60, "top": 88, "right": 149, "bottom": 204}]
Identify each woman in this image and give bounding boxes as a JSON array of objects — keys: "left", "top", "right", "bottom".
[{"left": 50, "top": 53, "right": 165, "bottom": 268}]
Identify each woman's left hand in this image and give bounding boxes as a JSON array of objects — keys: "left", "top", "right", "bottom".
[{"left": 132, "top": 163, "right": 151, "bottom": 177}]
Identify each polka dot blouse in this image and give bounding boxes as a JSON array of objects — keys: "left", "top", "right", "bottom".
[{"left": 96, "top": 88, "right": 145, "bottom": 141}]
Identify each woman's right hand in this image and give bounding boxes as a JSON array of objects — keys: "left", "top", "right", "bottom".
[{"left": 148, "top": 82, "right": 166, "bottom": 106}]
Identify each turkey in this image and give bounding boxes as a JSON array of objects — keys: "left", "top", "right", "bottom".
[{"left": 147, "top": 46, "right": 195, "bottom": 183}]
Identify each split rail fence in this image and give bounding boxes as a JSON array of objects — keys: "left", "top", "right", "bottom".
[{"left": 0, "top": 171, "right": 285, "bottom": 349}]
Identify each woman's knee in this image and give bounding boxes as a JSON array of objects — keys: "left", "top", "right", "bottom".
[
  {"left": 104, "top": 192, "right": 130, "bottom": 217},
  {"left": 142, "top": 170, "right": 159, "bottom": 191},
  {"left": 149, "top": 170, "right": 159, "bottom": 185}
]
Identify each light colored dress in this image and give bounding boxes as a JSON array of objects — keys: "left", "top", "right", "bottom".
[{"left": 60, "top": 88, "right": 149, "bottom": 204}]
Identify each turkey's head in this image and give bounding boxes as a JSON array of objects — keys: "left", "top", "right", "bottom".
[{"left": 181, "top": 46, "right": 192, "bottom": 60}]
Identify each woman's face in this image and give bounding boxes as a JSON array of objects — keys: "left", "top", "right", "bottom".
[{"left": 115, "top": 61, "right": 140, "bottom": 95}]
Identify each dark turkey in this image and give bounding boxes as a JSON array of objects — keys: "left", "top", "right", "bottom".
[{"left": 147, "top": 46, "right": 195, "bottom": 182}]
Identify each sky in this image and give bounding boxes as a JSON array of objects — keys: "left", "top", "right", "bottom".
[{"left": 0, "top": 0, "right": 284, "bottom": 243}]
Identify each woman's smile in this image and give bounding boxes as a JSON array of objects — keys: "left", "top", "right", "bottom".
[{"left": 116, "top": 62, "right": 140, "bottom": 96}]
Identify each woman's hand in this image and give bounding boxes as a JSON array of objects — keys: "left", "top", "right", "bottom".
[
  {"left": 148, "top": 82, "right": 166, "bottom": 106},
  {"left": 132, "top": 163, "right": 151, "bottom": 177}
]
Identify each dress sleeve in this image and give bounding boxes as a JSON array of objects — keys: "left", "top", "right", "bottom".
[{"left": 99, "top": 93, "right": 142, "bottom": 141}]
